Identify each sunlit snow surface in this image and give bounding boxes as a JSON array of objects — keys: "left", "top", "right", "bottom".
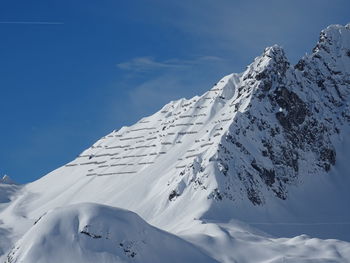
[
  {"left": 1, "top": 24, "right": 350, "bottom": 262},
  {"left": 5, "top": 203, "right": 217, "bottom": 263}
]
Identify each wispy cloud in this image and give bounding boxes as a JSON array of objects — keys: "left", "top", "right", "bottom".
[
  {"left": 117, "top": 56, "right": 224, "bottom": 72},
  {"left": 120, "top": 56, "right": 231, "bottom": 116},
  {"left": 0, "top": 21, "right": 64, "bottom": 25},
  {"left": 117, "top": 57, "right": 183, "bottom": 71}
]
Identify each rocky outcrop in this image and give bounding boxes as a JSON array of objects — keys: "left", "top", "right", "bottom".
[{"left": 208, "top": 25, "right": 350, "bottom": 205}]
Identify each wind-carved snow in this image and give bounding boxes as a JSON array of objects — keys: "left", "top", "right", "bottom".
[{"left": 1, "top": 24, "right": 350, "bottom": 263}]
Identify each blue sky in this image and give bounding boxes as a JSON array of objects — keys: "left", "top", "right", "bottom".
[{"left": 1, "top": 0, "right": 349, "bottom": 183}]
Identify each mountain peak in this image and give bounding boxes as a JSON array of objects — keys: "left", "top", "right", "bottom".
[
  {"left": 263, "top": 45, "right": 285, "bottom": 58},
  {"left": 241, "top": 44, "right": 290, "bottom": 95},
  {"left": 312, "top": 23, "right": 350, "bottom": 58},
  {"left": 253, "top": 44, "right": 288, "bottom": 68},
  {"left": 0, "top": 175, "right": 16, "bottom": 185},
  {"left": 15, "top": 25, "right": 349, "bottom": 214},
  {"left": 323, "top": 23, "right": 350, "bottom": 33}
]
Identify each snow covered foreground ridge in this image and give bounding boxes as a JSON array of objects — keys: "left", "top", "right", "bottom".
[
  {"left": 1, "top": 23, "right": 350, "bottom": 262},
  {"left": 6, "top": 204, "right": 350, "bottom": 263},
  {"left": 5, "top": 203, "right": 217, "bottom": 263}
]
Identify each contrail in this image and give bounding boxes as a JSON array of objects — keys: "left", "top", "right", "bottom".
[{"left": 0, "top": 21, "right": 64, "bottom": 25}]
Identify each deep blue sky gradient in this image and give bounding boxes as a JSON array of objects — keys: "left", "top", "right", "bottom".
[{"left": 1, "top": 0, "right": 349, "bottom": 183}]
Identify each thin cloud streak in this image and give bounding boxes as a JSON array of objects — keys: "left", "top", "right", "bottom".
[
  {"left": 117, "top": 57, "right": 183, "bottom": 71},
  {"left": 117, "top": 56, "right": 224, "bottom": 72},
  {"left": 0, "top": 21, "right": 64, "bottom": 25}
]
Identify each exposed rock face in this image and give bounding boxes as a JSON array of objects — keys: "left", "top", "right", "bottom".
[{"left": 208, "top": 25, "right": 350, "bottom": 205}]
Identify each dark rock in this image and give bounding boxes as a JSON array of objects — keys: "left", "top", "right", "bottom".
[
  {"left": 295, "top": 59, "right": 305, "bottom": 71},
  {"left": 274, "top": 87, "right": 308, "bottom": 129},
  {"left": 80, "top": 227, "right": 102, "bottom": 239},
  {"left": 168, "top": 190, "right": 180, "bottom": 201},
  {"left": 247, "top": 187, "right": 262, "bottom": 205}
]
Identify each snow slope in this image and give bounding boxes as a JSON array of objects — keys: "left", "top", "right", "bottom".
[
  {"left": 6, "top": 204, "right": 350, "bottom": 263},
  {"left": 0, "top": 177, "right": 21, "bottom": 260},
  {"left": 5, "top": 203, "right": 216, "bottom": 263},
  {"left": 1, "top": 23, "right": 350, "bottom": 262}
]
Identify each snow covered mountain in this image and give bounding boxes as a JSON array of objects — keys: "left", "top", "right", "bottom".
[{"left": 1, "top": 23, "right": 350, "bottom": 262}]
